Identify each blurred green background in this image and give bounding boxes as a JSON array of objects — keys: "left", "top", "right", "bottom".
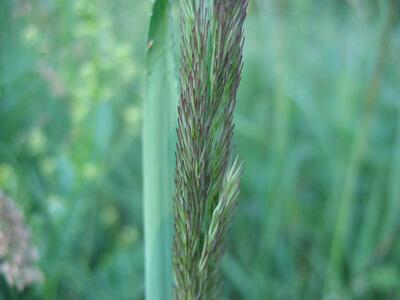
[{"left": 1, "top": 0, "right": 400, "bottom": 299}]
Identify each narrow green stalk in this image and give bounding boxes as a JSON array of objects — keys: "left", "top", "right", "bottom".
[
  {"left": 173, "top": 0, "right": 247, "bottom": 299},
  {"left": 325, "top": 2, "right": 396, "bottom": 294},
  {"left": 143, "top": 0, "right": 178, "bottom": 299}
]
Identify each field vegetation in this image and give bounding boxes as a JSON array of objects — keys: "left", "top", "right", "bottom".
[{"left": 1, "top": 0, "right": 400, "bottom": 299}]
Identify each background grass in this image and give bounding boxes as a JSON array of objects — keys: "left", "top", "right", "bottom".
[{"left": 1, "top": 0, "right": 400, "bottom": 299}]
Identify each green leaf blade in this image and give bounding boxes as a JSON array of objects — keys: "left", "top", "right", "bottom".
[{"left": 143, "top": 0, "right": 178, "bottom": 299}]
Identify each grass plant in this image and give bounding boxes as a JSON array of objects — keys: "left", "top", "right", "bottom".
[
  {"left": 143, "top": 0, "right": 178, "bottom": 299},
  {"left": 173, "top": 0, "right": 247, "bottom": 299}
]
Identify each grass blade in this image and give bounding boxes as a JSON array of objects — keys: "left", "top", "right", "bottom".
[
  {"left": 143, "top": 0, "right": 178, "bottom": 299},
  {"left": 325, "top": 2, "right": 396, "bottom": 293}
]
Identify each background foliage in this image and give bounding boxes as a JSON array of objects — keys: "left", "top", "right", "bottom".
[{"left": 1, "top": 0, "right": 400, "bottom": 299}]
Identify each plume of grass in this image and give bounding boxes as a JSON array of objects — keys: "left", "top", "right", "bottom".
[
  {"left": 173, "top": 0, "right": 247, "bottom": 299},
  {"left": 0, "top": 192, "right": 43, "bottom": 291}
]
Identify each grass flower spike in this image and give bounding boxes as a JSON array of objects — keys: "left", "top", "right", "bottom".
[
  {"left": 173, "top": 0, "right": 248, "bottom": 299},
  {"left": 0, "top": 192, "right": 43, "bottom": 291}
]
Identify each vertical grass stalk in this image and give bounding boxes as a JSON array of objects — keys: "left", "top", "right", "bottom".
[
  {"left": 173, "top": 0, "right": 247, "bottom": 299},
  {"left": 143, "top": 0, "right": 178, "bottom": 299},
  {"left": 325, "top": 1, "right": 396, "bottom": 293}
]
